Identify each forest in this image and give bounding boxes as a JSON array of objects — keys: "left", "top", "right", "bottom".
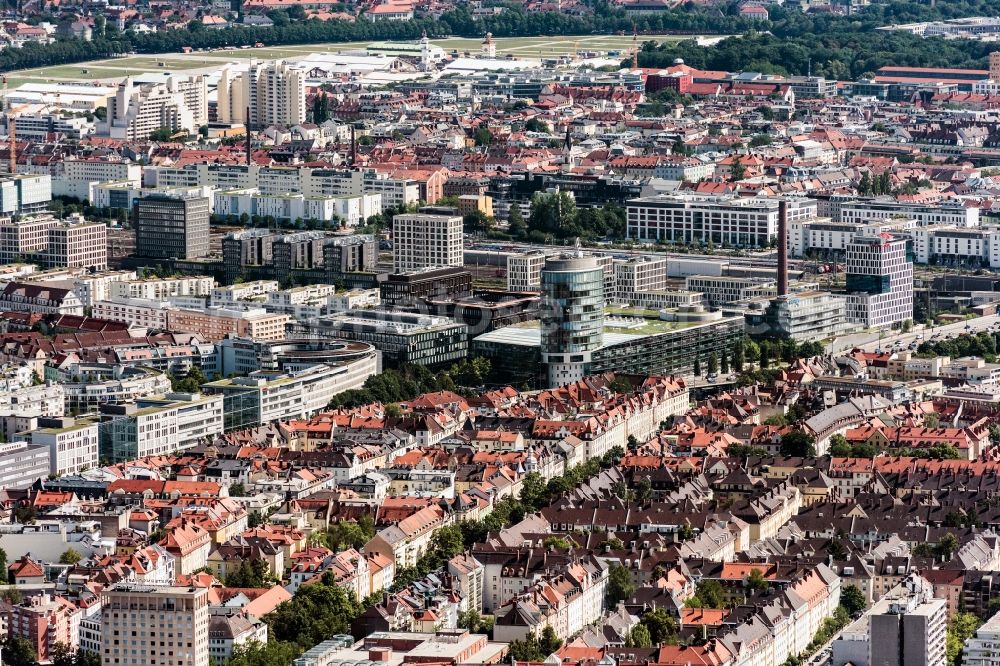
[{"left": 634, "top": 0, "right": 1000, "bottom": 79}]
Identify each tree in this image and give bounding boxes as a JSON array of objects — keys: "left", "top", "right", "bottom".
[
  {"left": 227, "top": 639, "right": 302, "bottom": 666},
  {"left": 474, "top": 127, "right": 493, "bottom": 146},
  {"left": 149, "top": 126, "right": 177, "bottom": 142},
  {"left": 507, "top": 205, "right": 527, "bottom": 238},
  {"left": 606, "top": 563, "right": 635, "bottom": 607},
  {"left": 59, "top": 549, "right": 82, "bottom": 565},
  {"left": 525, "top": 117, "right": 549, "bottom": 133},
  {"left": 841, "top": 584, "right": 867, "bottom": 616},
  {"left": 0, "top": 545, "right": 6, "bottom": 574},
  {"left": 639, "top": 607, "right": 679, "bottom": 645},
  {"left": 730, "top": 158, "right": 746, "bottom": 182},
  {"left": 829, "top": 434, "right": 851, "bottom": 458},
  {"left": 529, "top": 191, "right": 577, "bottom": 237},
  {"left": 721, "top": 351, "right": 729, "bottom": 374},
  {"left": 228, "top": 482, "right": 247, "bottom": 497},
  {"left": 608, "top": 376, "right": 633, "bottom": 395},
  {"left": 936, "top": 532, "right": 960, "bottom": 562},
  {"left": 224, "top": 560, "right": 270, "bottom": 588},
  {"left": 626, "top": 624, "right": 652, "bottom": 648},
  {"left": 693, "top": 358, "right": 701, "bottom": 377},
  {"left": 732, "top": 342, "right": 745, "bottom": 371},
  {"left": 14, "top": 505, "right": 37, "bottom": 524},
  {"left": 746, "top": 568, "right": 768, "bottom": 593},
  {"left": 780, "top": 431, "right": 816, "bottom": 458},
  {"left": 430, "top": 524, "right": 465, "bottom": 560},
  {"left": 266, "top": 573, "right": 362, "bottom": 649},
  {"left": 925, "top": 413, "right": 940, "bottom": 428},
  {"left": 687, "top": 579, "right": 725, "bottom": 609},
  {"left": 2, "top": 636, "right": 38, "bottom": 666},
  {"left": 539, "top": 626, "right": 562, "bottom": 656},
  {"left": 947, "top": 612, "right": 980, "bottom": 666},
  {"left": 707, "top": 352, "right": 719, "bottom": 375},
  {"left": 51, "top": 643, "right": 100, "bottom": 666}
]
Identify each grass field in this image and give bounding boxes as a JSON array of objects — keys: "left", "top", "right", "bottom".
[{"left": 4, "top": 33, "right": 696, "bottom": 87}]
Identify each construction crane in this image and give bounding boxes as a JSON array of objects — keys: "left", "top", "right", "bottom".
[{"left": 2, "top": 75, "right": 13, "bottom": 175}]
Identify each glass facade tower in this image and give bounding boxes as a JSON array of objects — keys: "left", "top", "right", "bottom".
[{"left": 540, "top": 254, "right": 605, "bottom": 387}]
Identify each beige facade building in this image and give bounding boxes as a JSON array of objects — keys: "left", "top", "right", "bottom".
[{"left": 101, "top": 585, "right": 209, "bottom": 666}]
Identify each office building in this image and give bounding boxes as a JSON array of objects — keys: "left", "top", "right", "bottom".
[
  {"left": 745, "top": 291, "right": 852, "bottom": 341},
  {"left": 844, "top": 233, "right": 914, "bottom": 329},
  {"left": 838, "top": 198, "right": 979, "bottom": 227},
  {"left": 627, "top": 195, "right": 817, "bottom": 247},
  {"left": 217, "top": 61, "right": 306, "bottom": 130},
  {"left": 48, "top": 218, "right": 108, "bottom": 270},
  {"left": 54, "top": 158, "right": 141, "bottom": 200},
  {"left": 98, "top": 392, "right": 225, "bottom": 462},
  {"left": 473, "top": 311, "right": 744, "bottom": 388},
  {"left": 507, "top": 250, "right": 549, "bottom": 292},
  {"left": 540, "top": 254, "right": 606, "bottom": 387},
  {"left": 101, "top": 585, "right": 209, "bottom": 666},
  {"left": 202, "top": 350, "right": 378, "bottom": 430},
  {"left": 8, "top": 113, "right": 91, "bottom": 141},
  {"left": 0, "top": 214, "right": 107, "bottom": 270},
  {"left": 30, "top": 417, "right": 100, "bottom": 476},
  {"left": 392, "top": 212, "right": 463, "bottom": 272},
  {"left": 223, "top": 228, "right": 275, "bottom": 283},
  {"left": 613, "top": 256, "right": 667, "bottom": 301},
  {"left": 869, "top": 576, "right": 947, "bottom": 666},
  {"left": 103, "top": 76, "right": 205, "bottom": 141},
  {"left": 293, "top": 310, "right": 468, "bottom": 368},
  {"left": 0, "top": 174, "right": 52, "bottom": 215},
  {"left": 380, "top": 267, "right": 472, "bottom": 307},
  {"left": 134, "top": 195, "right": 210, "bottom": 260},
  {"left": 0, "top": 440, "right": 51, "bottom": 489}
]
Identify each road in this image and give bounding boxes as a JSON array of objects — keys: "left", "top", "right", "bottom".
[{"left": 829, "top": 313, "right": 1000, "bottom": 355}]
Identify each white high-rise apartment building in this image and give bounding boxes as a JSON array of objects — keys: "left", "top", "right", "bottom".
[
  {"left": 845, "top": 233, "right": 914, "bottom": 329},
  {"left": 216, "top": 62, "right": 306, "bottom": 130},
  {"left": 392, "top": 213, "right": 463, "bottom": 272},
  {"left": 101, "top": 585, "right": 209, "bottom": 666},
  {"left": 103, "top": 76, "right": 205, "bottom": 141}
]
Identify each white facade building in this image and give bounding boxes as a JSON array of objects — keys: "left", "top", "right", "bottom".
[
  {"left": 392, "top": 213, "right": 463, "bottom": 272},
  {"left": 30, "top": 418, "right": 99, "bottom": 475},
  {"left": 845, "top": 233, "right": 914, "bottom": 329},
  {"left": 627, "top": 195, "right": 817, "bottom": 247}
]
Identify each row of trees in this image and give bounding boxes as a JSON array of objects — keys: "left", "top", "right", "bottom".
[
  {"left": 327, "top": 359, "right": 492, "bottom": 410},
  {"left": 505, "top": 192, "right": 628, "bottom": 243},
  {"left": 917, "top": 331, "right": 1000, "bottom": 363}
]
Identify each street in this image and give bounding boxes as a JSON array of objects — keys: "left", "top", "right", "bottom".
[{"left": 828, "top": 313, "right": 1000, "bottom": 355}]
